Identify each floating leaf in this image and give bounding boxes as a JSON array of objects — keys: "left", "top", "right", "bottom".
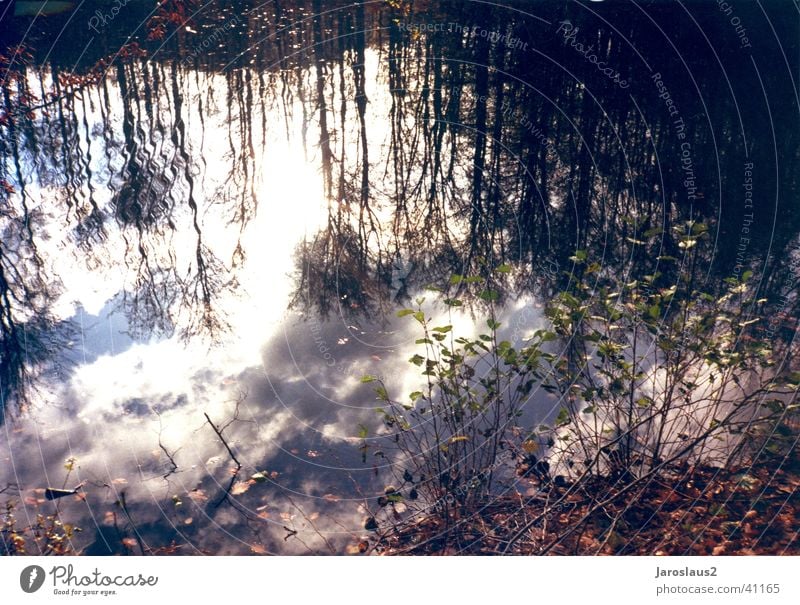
[{"left": 231, "top": 481, "right": 252, "bottom": 496}]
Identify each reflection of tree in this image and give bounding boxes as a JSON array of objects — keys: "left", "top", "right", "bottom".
[
  {"left": 289, "top": 0, "right": 799, "bottom": 324},
  {"left": 1, "top": 0, "right": 798, "bottom": 418}
]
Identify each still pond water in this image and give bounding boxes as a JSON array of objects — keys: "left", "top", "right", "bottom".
[{"left": 0, "top": 0, "right": 797, "bottom": 554}]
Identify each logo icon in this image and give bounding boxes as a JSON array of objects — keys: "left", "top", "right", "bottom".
[{"left": 20, "top": 565, "right": 46, "bottom": 593}]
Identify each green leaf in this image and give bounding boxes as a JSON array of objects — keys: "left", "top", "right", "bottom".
[
  {"left": 413, "top": 311, "right": 425, "bottom": 323},
  {"left": 360, "top": 375, "right": 377, "bottom": 383},
  {"left": 487, "top": 318, "right": 501, "bottom": 330},
  {"left": 251, "top": 472, "right": 268, "bottom": 483},
  {"left": 496, "top": 263, "right": 512, "bottom": 274},
  {"left": 479, "top": 289, "right": 499, "bottom": 302},
  {"left": 444, "top": 298, "right": 463, "bottom": 307},
  {"left": 357, "top": 424, "right": 369, "bottom": 439},
  {"left": 416, "top": 338, "right": 433, "bottom": 345},
  {"left": 409, "top": 354, "right": 425, "bottom": 366},
  {"left": 449, "top": 274, "right": 464, "bottom": 285},
  {"left": 396, "top": 309, "right": 415, "bottom": 318},
  {"left": 432, "top": 325, "right": 453, "bottom": 333},
  {"left": 556, "top": 407, "right": 571, "bottom": 426},
  {"left": 409, "top": 391, "right": 424, "bottom": 402}
]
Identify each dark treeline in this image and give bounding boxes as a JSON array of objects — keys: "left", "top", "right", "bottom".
[{"left": 0, "top": 0, "right": 797, "bottom": 418}]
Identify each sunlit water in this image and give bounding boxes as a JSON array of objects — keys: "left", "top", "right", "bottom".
[{"left": 0, "top": 0, "right": 797, "bottom": 554}]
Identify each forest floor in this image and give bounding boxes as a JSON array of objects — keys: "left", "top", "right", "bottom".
[{"left": 374, "top": 449, "right": 799, "bottom": 556}]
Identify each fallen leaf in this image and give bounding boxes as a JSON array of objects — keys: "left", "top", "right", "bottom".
[
  {"left": 522, "top": 440, "right": 539, "bottom": 454},
  {"left": 250, "top": 544, "right": 267, "bottom": 554},
  {"left": 188, "top": 489, "right": 208, "bottom": 502},
  {"left": 231, "top": 481, "right": 251, "bottom": 496}
]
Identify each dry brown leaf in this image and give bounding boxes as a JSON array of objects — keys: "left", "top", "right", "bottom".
[
  {"left": 231, "top": 481, "right": 251, "bottom": 496},
  {"left": 188, "top": 489, "right": 208, "bottom": 502}
]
